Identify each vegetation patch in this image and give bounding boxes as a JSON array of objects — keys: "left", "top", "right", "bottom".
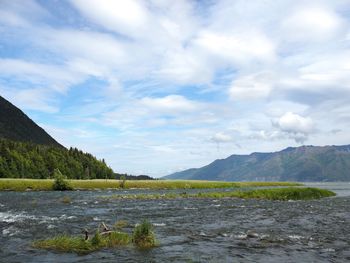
[
  {"left": 114, "top": 220, "right": 129, "bottom": 230},
  {"left": 0, "top": 179, "right": 301, "bottom": 191},
  {"left": 61, "top": 196, "right": 72, "bottom": 204},
  {"left": 33, "top": 235, "right": 96, "bottom": 254},
  {"left": 233, "top": 187, "right": 336, "bottom": 200},
  {"left": 132, "top": 220, "right": 157, "bottom": 249},
  {"left": 33, "top": 221, "right": 156, "bottom": 254},
  {"left": 52, "top": 169, "right": 73, "bottom": 191},
  {"left": 106, "top": 187, "right": 335, "bottom": 201},
  {"left": 33, "top": 232, "right": 130, "bottom": 254},
  {"left": 0, "top": 179, "right": 53, "bottom": 191}
]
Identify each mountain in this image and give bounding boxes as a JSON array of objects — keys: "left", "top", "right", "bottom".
[
  {"left": 0, "top": 96, "right": 62, "bottom": 147},
  {"left": 165, "top": 145, "right": 350, "bottom": 182},
  {"left": 0, "top": 95, "right": 114, "bottom": 179},
  {"left": 0, "top": 139, "right": 114, "bottom": 179}
]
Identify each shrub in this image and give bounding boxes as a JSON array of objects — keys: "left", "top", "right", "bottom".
[
  {"left": 119, "top": 175, "right": 126, "bottom": 189},
  {"left": 52, "top": 169, "right": 73, "bottom": 191},
  {"left": 132, "top": 220, "right": 156, "bottom": 248}
]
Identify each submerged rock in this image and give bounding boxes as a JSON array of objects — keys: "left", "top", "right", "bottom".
[{"left": 246, "top": 230, "right": 259, "bottom": 238}]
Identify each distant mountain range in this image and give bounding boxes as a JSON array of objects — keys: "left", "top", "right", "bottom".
[
  {"left": 165, "top": 145, "right": 350, "bottom": 182},
  {"left": 0, "top": 95, "right": 62, "bottom": 147}
]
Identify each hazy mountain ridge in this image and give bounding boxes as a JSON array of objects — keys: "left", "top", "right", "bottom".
[
  {"left": 165, "top": 145, "right": 350, "bottom": 182},
  {"left": 0, "top": 96, "right": 62, "bottom": 147}
]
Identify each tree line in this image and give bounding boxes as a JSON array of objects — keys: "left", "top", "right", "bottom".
[{"left": 0, "top": 138, "right": 114, "bottom": 179}]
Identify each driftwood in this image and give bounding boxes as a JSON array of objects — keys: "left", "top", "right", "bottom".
[
  {"left": 101, "top": 222, "right": 110, "bottom": 232},
  {"left": 83, "top": 228, "right": 89, "bottom": 240},
  {"left": 82, "top": 222, "right": 112, "bottom": 240}
]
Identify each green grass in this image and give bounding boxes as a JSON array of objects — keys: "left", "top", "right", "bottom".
[
  {"left": 0, "top": 178, "right": 302, "bottom": 191},
  {"left": 114, "top": 220, "right": 129, "bottom": 230},
  {"left": 201, "top": 187, "right": 336, "bottom": 200},
  {"left": 33, "top": 231, "right": 130, "bottom": 254},
  {"left": 0, "top": 179, "right": 53, "bottom": 191},
  {"left": 106, "top": 187, "right": 336, "bottom": 201},
  {"left": 33, "top": 235, "right": 96, "bottom": 254},
  {"left": 132, "top": 220, "right": 157, "bottom": 249},
  {"left": 33, "top": 221, "right": 156, "bottom": 254}
]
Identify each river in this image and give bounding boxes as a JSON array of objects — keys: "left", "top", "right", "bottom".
[{"left": 0, "top": 183, "right": 349, "bottom": 262}]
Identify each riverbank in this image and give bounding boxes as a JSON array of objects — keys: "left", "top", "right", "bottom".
[{"left": 0, "top": 179, "right": 301, "bottom": 191}]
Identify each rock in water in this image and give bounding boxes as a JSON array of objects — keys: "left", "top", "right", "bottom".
[{"left": 247, "top": 230, "right": 259, "bottom": 238}]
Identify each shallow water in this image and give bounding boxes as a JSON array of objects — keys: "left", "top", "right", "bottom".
[{"left": 0, "top": 183, "right": 349, "bottom": 262}]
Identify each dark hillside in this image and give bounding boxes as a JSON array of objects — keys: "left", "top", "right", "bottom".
[{"left": 0, "top": 96, "right": 62, "bottom": 147}]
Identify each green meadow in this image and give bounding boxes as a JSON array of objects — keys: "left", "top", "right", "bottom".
[{"left": 0, "top": 178, "right": 301, "bottom": 191}]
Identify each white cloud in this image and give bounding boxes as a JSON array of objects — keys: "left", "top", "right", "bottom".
[
  {"left": 40, "top": 29, "right": 126, "bottom": 66},
  {"left": 282, "top": 6, "right": 344, "bottom": 42},
  {"left": 0, "top": 87, "right": 58, "bottom": 113},
  {"left": 70, "top": 0, "right": 149, "bottom": 37},
  {"left": 155, "top": 47, "right": 213, "bottom": 84},
  {"left": 250, "top": 130, "right": 283, "bottom": 141},
  {"left": 101, "top": 94, "right": 215, "bottom": 132},
  {"left": 0, "top": 58, "right": 86, "bottom": 93},
  {"left": 195, "top": 30, "right": 276, "bottom": 65},
  {"left": 211, "top": 132, "right": 232, "bottom": 143},
  {"left": 298, "top": 52, "right": 350, "bottom": 88},
  {"left": 229, "top": 71, "right": 274, "bottom": 100},
  {"left": 277, "top": 112, "right": 314, "bottom": 135},
  {"left": 140, "top": 95, "right": 200, "bottom": 114}
]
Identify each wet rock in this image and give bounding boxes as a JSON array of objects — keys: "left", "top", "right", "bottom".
[
  {"left": 246, "top": 230, "right": 259, "bottom": 238},
  {"left": 234, "top": 234, "right": 248, "bottom": 239},
  {"left": 199, "top": 231, "right": 207, "bottom": 236}
]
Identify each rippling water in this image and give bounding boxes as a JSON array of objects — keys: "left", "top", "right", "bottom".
[{"left": 1, "top": 183, "right": 349, "bottom": 262}]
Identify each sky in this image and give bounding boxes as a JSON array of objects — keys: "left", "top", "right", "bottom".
[{"left": 1, "top": 0, "right": 350, "bottom": 177}]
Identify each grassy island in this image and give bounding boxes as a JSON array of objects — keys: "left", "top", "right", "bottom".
[
  {"left": 0, "top": 179, "right": 301, "bottom": 191},
  {"left": 105, "top": 187, "right": 336, "bottom": 201},
  {"left": 33, "top": 220, "right": 157, "bottom": 254}
]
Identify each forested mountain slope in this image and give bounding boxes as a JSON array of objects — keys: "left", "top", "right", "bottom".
[
  {"left": 0, "top": 139, "right": 114, "bottom": 179},
  {"left": 0, "top": 96, "right": 114, "bottom": 179}
]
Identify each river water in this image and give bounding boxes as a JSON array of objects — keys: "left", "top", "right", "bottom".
[{"left": 0, "top": 183, "right": 349, "bottom": 262}]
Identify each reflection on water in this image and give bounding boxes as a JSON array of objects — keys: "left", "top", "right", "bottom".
[{"left": 0, "top": 183, "right": 349, "bottom": 262}]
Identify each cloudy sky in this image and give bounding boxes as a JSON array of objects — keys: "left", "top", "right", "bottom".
[{"left": 1, "top": 0, "right": 350, "bottom": 177}]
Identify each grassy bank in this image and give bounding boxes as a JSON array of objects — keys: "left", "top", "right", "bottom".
[
  {"left": 33, "top": 220, "right": 157, "bottom": 254},
  {"left": 0, "top": 179, "right": 302, "bottom": 191},
  {"left": 105, "top": 187, "right": 336, "bottom": 201}
]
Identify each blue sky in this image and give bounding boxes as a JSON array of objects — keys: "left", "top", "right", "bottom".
[{"left": 1, "top": 0, "right": 350, "bottom": 177}]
